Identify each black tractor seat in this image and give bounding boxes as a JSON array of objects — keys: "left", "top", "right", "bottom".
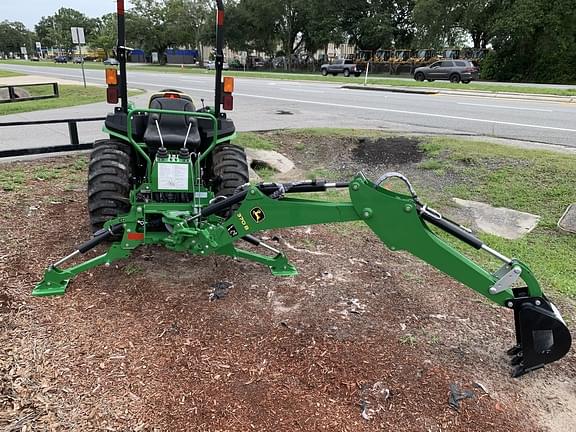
[{"left": 143, "top": 97, "right": 201, "bottom": 151}]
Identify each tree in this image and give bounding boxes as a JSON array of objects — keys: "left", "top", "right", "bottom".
[
  {"left": 485, "top": 0, "right": 576, "bottom": 83},
  {"left": 221, "top": 0, "right": 282, "bottom": 56},
  {"left": 336, "top": 0, "right": 396, "bottom": 51},
  {"left": 126, "top": 0, "right": 210, "bottom": 63},
  {"left": 0, "top": 21, "right": 35, "bottom": 56},
  {"left": 35, "top": 8, "right": 98, "bottom": 53},
  {"left": 91, "top": 13, "right": 117, "bottom": 59}
]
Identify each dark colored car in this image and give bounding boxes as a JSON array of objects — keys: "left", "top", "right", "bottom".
[
  {"left": 320, "top": 59, "right": 363, "bottom": 77},
  {"left": 54, "top": 56, "right": 68, "bottom": 63},
  {"left": 413, "top": 60, "right": 479, "bottom": 83},
  {"left": 103, "top": 58, "right": 120, "bottom": 66}
]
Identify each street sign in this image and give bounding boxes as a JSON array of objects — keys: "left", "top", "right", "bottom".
[
  {"left": 70, "top": 27, "right": 85, "bottom": 45},
  {"left": 20, "top": 47, "right": 27, "bottom": 54},
  {"left": 35, "top": 42, "right": 41, "bottom": 49}
]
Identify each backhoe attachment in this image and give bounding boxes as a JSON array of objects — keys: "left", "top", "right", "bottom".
[{"left": 34, "top": 173, "right": 571, "bottom": 376}]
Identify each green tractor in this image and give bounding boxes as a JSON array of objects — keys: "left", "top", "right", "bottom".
[{"left": 35, "top": 0, "right": 571, "bottom": 378}]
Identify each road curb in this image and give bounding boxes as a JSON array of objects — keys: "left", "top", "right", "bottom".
[{"left": 340, "top": 84, "right": 575, "bottom": 103}]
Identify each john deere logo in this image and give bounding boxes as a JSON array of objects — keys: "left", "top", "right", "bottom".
[{"left": 250, "top": 207, "right": 265, "bottom": 223}]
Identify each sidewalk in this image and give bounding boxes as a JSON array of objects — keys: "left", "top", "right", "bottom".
[
  {"left": 0, "top": 74, "right": 90, "bottom": 87},
  {"left": 0, "top": 93, "right": 152, "bottom": 153}
]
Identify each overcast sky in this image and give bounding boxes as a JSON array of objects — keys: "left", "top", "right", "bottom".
[{"left": 0, "top": 1, "right": 133, "bottom": 30}]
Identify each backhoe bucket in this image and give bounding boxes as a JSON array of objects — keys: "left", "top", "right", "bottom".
[{"left": 510, "top": 297, "right": 571, "bottom": 377}]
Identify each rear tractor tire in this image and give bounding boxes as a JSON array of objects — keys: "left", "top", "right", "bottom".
[
  {"left": 88, "top": 139, "right": 133, "bottom": 233},
  {"left": 211, "top": 143, "right": 249, "bottom": 217}
]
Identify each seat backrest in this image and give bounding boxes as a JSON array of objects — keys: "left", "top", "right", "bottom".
[{"left": 143, "top": 97, "right": 201, "bottom": 150}]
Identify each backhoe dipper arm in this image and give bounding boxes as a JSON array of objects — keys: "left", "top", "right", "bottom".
[{"left": 214, "top": 175, "right": 570, "bottom": 376}]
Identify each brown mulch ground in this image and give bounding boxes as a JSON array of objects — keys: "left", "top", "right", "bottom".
[{"left": 1, "top": 133, "right": 575, "bottom": 431}]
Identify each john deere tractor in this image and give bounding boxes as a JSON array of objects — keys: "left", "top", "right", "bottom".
[{"left": 34, "top": 0, "right": 571, "bottom": 378}]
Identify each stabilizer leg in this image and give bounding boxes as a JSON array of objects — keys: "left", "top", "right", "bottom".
[
  {"left": 218, "top": 243, "right": 298, "bottom": 276},
  {"left": 34, "top": 224, "right": 132, "bottom": 296}
]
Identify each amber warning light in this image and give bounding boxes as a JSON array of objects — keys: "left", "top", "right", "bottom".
[
  {"left": 105, "top": 68, "right": 119, "bottom": 104},
  {"left": 222, "top": 76, "right": 234, "bottom": 110},
  {"left": 105, "top": 68, "right": 118, "bottom": 85}
]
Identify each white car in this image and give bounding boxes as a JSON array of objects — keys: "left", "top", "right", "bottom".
[{"left": 205, "top": 60, "right": 229, "bottom": 70}]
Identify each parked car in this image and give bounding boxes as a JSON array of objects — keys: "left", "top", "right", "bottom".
[
  {"left": 413, "top": 60, "right": 479, "bottom": 83},
  {"left": 54, "top": 56, "right": 68, "bottom": 63},
  {"left": 72, "top": 56, "right": 84, "bottom": 64},
  {"left": 320, "top": 59, "right": 363, "bottom": 77},
  {"left": 103, "top": 58, "right": 120, "bottom": 66},
  {"left": 30, "top": 56, "right": 40, "bottom": 62},
  {"left": 205, "top": 60, "right": 229, "bottom": 70}
]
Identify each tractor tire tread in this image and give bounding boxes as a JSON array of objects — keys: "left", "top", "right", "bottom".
[
  {"left": 211, "top": 144, "right": 249, "bottom": 216},
  {"left": 88, "top": 141, "right": 132, "bottom": 232}
]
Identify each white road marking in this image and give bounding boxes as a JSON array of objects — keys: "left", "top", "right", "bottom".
[
  {"left": 458, "top": 102, "right": 553, "bottom": 112},
  {"left": 130, "top": 81, "right": 575, "bottom": 132},
  {"left": 4, "top": 69, "right": 571, "bottom": 134},
  {"left": 279, "top": 88, "right": 325, "bottom": 93},
  {"left": 227, "top": 93, "right": 576, "bottom": 133}
]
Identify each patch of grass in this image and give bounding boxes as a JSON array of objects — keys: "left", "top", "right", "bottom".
[
  {"left": 0, "top": 170, "right": 26, "bottom": 191},
  {"left": 418, "top": 136, "right": 576, "bottom": 297},
  {"left": 399, "top": 334, "right": 417, "bottom": 346},
  {"left": 233, "top": 132, "right": 277, "bottom": 150},
  {"left": 123, "top": 263, "right": 143, "bottom": 276},
  {"left": 307, "top": 168, "right": 337, "bottom": 180},
  {"left": 0, "top": 69, "right": 24, "bottom": 77},
  {"left": 252, "top": 165, "right": 277, "bottom": 181},
  {"left": 0, "top": 84, "right": 143, "bottom": 116},
  {"left": 34, "top": 167, "right": 62, "bottom": 180},
  {"left": 418, "top": 159, "right": 445, "bottom": 173}
]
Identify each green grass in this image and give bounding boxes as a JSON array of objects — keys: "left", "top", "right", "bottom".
[
  {"left": 0, "top": 69, "right": 24, "bottom": 78},
  {"left": 2, "top": 60, "right": 575, "bottom": 97},
  {"left": 232, "top": 132, "right": 277, "bottom": 150},
  {"left": 0, "top": 84, "right": 143, "bottom": 116},
  {"left": 418, "top": 137, "right": 576, "bottom": 297},
  {"left": 0, "top": 169, "right": 26, "bottom": 191}
]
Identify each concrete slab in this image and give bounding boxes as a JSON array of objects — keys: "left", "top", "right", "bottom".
[
  {"left": 245, "top": 148, "right": 295, "bottom": 173},
  {"left": 558, "top": 204, "right": 576, "bottom": 234},
  {"left": 452, "top": 198, "right": 540, "bottom": 240}
]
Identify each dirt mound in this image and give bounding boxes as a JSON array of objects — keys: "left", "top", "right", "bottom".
[{"left": 352, "top": 137, "right": 424, "bottom": 165}]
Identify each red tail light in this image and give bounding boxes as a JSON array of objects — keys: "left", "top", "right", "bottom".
[
  {"left": 163, "top": 92, "right": 181, "bottom": 99},
  {"left": 106, "top": 86, "right": 119, "bottom": 104},
  {"left": 222, "top": 94, "right": 234, "bottom": 110}
]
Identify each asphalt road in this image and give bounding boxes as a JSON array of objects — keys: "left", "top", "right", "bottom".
[{"left": 1, "top": 64, "right": 575, "bottom": 150}]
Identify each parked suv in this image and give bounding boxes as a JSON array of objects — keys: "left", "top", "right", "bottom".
[
  {"left": 413, "top": 60, "right": 479, "bottom": 83},
  {"left": 54, "top": 55, "right": 68, "bottom": 63},
  {"left": 320, "top": 59, "right": 363, "bottom": 77}
]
